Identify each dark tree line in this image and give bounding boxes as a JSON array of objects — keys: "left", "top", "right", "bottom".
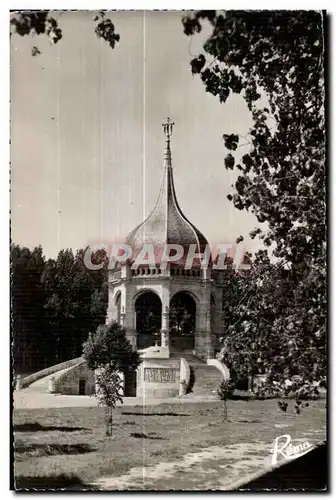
[{"left": 11, "top": 244, "right": 108, "bottom": 373}]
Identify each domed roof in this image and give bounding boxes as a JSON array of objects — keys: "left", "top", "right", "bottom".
[{"left": 125, "top": 119, "right": 209, "bottom": 260}]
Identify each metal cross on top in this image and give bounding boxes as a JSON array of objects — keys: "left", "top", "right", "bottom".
[{"left": 162, "top": 117, "right": 174, "bottom": 139}]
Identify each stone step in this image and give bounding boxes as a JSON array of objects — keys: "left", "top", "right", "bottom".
[
  {"left": 188, "top": 363, "right": 223, "bottom": 397},
  {"left": 29, "top": 367, "right": 72, "bottom": 392}
]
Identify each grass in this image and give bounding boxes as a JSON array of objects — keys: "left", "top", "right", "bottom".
[{"left": 13, "top": 399, "right": 326, "bottom": 490}]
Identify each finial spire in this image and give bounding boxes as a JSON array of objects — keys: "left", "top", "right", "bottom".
[
  {"left": 162, "top": 117, "right": 174, "bottom": 139},
  {"left": 162, "top": 117, "right": 174, "bottom": 167}
]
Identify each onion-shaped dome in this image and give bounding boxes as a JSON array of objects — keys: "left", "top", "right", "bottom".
[{"left": 125, "top": 119, "right": 209, "bottom": 267}]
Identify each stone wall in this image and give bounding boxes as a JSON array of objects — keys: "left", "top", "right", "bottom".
[
  {"left": 54, "top": 361, "right": 96, "bottom": 395},
  {"left": 20, "top": 357, "right": 83, "bottom": 389},
  {"left": 207, "top": 358, "right": 230, "bottom": 381}
]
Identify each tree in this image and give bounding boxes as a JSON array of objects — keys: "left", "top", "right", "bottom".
[
  {"left": 11, "top": 244, "right": 46, "bottom": 371},
  {"left": 42, "top": 249, "right": 75, "bottom": 363},
  {"left": 94, "top": 369, "right": 124, "bottom": 437},
  {"left": 11, "top": 243, "right": 108, "bottom": 372},
  {"left": 82, "top": 322, "right": 140, "bottom": 436},
  {"left": 42, "top": 248, "right": 108, "bottom": 364},
  {"left": 217, "top": 379, "right": 234, "bottom": 421},
  {"left": 10, "top": 10, "right": 120, "bottom": 55},
  {"left": 183, "top": 11, "right": 326, "bottom": 396}
]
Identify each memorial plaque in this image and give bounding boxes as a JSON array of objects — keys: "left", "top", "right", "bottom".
[{"left": 144, "top": 368, "right": 177, "bottom": 384}]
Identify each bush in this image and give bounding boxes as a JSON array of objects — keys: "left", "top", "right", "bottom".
[{"left": 253, "top": 376, "right": 321, "bottom": 401}]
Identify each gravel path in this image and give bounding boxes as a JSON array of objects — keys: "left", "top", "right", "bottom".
[
  {"left": 88, "top": 433, "right": 325, "bottom": 491},
  {"left": 13, "top": 388, "right": 218, "bottom": 410}
]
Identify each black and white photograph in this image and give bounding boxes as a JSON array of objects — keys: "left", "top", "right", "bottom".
[{"left": 10, "top": 9, "right": 327, "bottom": 491}]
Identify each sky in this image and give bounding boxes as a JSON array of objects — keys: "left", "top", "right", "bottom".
[{"left": 10, "top": 10, "right": 261, "bottom": 258}]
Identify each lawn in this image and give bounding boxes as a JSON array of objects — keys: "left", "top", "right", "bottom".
[{"left": 13, "top": 399, "right": 326, "bottom": 491}]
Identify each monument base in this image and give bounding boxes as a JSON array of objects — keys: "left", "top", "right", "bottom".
[{"left": 137, "top": 357, "right": 180, "bottom": 398}]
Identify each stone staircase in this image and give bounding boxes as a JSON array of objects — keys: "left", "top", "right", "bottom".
[
  {"left": 181, "top": 353, "right": 224, "bottom": 398},
  {"left": 21, "top": 352, "right": 225, "bottom": 399},
  {"left": 27, "top": 367, "right": 72, "bottom": 393}
]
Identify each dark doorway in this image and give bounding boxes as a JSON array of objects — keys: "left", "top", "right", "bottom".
[
  {"left": 115, "top": 291, "right": 121, "bottom": 324},
  {"left": 170, "top": 292, "right": 196, "bottom": 351},
  {"left": 135, "top": 292, "right": 162, "bottom": 349},
  {"left": 124, "top": 371, "right": 137, "bottom": 397},
  {"left": 79, "top": 378, "right": 86, "bottom": 395}
]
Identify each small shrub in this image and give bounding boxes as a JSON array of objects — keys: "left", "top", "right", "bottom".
[
  {"left": 254, "top": 375, "right": 323, "bottom": 415},
  {"left": 217, "top": 379, "right": 231, "bottom": 421}
]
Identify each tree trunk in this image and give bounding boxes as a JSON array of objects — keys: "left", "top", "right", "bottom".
[
  {"left": 247, "top": 364, "right": 253, "bottom": 393},
  {"left": 105, "top": 405, "right": 113, "bottom": 437},
  {"left": 223, "top": 400, "right": 228, "bottom": 421}
]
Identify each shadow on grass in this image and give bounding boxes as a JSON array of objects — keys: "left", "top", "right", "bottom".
[
  {"left": 130, "top": 432, "right": 166, "bottom": 440},
  {"left": 122, "top": 412, "right": 189, "bottom": 417},
  {"left": 15, "top": 443, "right": 96, "bottom": 456},
  {"left": 208, "top": 420, "right": 233, "bottom": 426},
  {"left": 14, "top": 422, "right": 88, "bottom": 433},
  {"left": 229, "top": 393, "right": 253, "bottom": 401},
  {"left": 15, "top": 474, "right": 86, "bottom": 490},
  {"left": 237, "top": 419, "right": 261, "bottom": 423}
]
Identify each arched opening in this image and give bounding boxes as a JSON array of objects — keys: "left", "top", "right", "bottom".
[
  {"left": 170, "top": 291, "right": 196, "bottom": 351},
  {"left": 135, "top": 291, "right": 162, "bottom": 349},
  {"left": 115, "top": 291, "right": 121, "bottom": 324}
]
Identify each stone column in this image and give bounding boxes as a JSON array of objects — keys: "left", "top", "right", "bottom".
[
  {"left": 195, "top": 287, "right": 213, "bottom": 360},
  {"left": 105, "top": 284, "right": 114, "bottom": 324},
  {"left": 124, "top": 286, "right": 136, "bottom": 351},
  {"left": 161, "top": 305, "right": 169, "bottom": 348},
  {"left": 159, "top": 284, "right": 170, "bottom": 358},
  {"left": 48, "top": 376, "right": 56, "bottom": 394},
  {"left": 120, "top": 306, "right": 126, "bottom": 327},
  {"left": 205, "top": 309, "right": 211, "bottom": 333},
  {"left": 16, "top": 374, "right": 22, "bottom": 391},
  {"left": 204, "top": 310, "right": 214, "bottom": 359},
  {"left": 125, "top": 328, "right": 136, "bottom": 351}
]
